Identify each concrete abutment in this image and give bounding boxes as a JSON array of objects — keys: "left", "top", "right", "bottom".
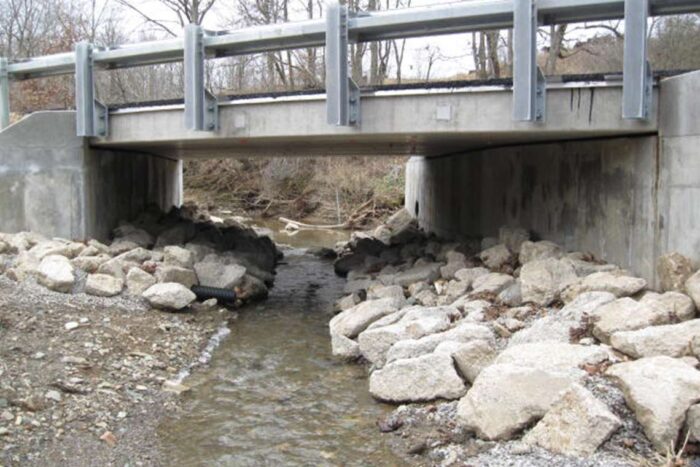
[
  {"left": 406, "top": 70, "right": 700, "bottom": 286},
  {"left": 0, "top": 111, "right": 181, "bottom": 242}
]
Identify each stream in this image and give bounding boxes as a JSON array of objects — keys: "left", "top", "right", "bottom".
[{"left": 159, "top": 226, "right": 405, "bottom": 466}]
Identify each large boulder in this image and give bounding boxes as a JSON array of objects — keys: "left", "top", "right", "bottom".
[
  {"left": 498, "top": 226, "right": 529, "bottom": 254},
  {"left": 164, "top": 245, "right": 195, "bottom": 269},
  {"left": 471, "top": 273, "right": 514, "bottom": 294},
  {"left": 658, "top": 253, "right": 694, "bottom": 293},
  {"left": 126, "top": 267, "right": 156, "bottom": 295},
  {"left": 591, "top": 297, "right": 684, "bottom": 343},
  {"left": 564, "top": 271, "right": 646, "bottom": 302},
  {"left": 641, "top": 291, "right": 696, "bottom": 321},
  {"left": 194, "top": 261, "right": 246, "bottom": 289},
  {"left": 329, "top": 298, "right": 401, "bottom": 339},
  {"left": 685, "top": 271, "right": 700, "bottom": 311},
  {"left": 392, "top": 263, "right": 442, "bottom": 287},
  {"left": 479, "top": 244, "right": 512, "bottom": 270},
  {"left": 607, "top": 356, "right": 700, "bottom": 452},
  {"left": 357, "top": 306, "right": 457, "bottom": 366},
  {"left": 330, "top": 332, "right": 361, "bottom": 359},
  {"left": 520, "top": 258, "right": 578, "bottom": 306},
  {"left": 85, "top": 273, "right": 124, "bottom": 297},
  {"left": 142, "top": 283, "right": 196, "bottom": 311},
  {"left": 509, "top": 291, "right": 616, "bottom": 346},
  {"left": 456, "top": 364, "right": 577, "bottom": 440},
  {"left": 385, "top": 321, "right": 494, "bottom": 364},
  {"left": 495, "top": 342, "right": 611, "bottom": 376},
  {"left": 29, "top": 240, "right": 84, "bottom": 260},
  {"left": 155, "top": 265, "right": 198, "bottom": 288},
  {"left": 452, "top": 339, "right": 498, "bottom": 383},
  {"left": 610, "top": 319, "right": 700, "bottom": 359},
  {"left": 523, "top": 384, "right": 621, "bottom": 456},
  {"left": 71, "top": 254, "right": 110, "bottom": 273},
  {"left": 36, "top": 255, "right": 75, "bottom": 293},
  {"left": 519, "top": 240, "right": 563, "bottom": 265},
  {"left": 369, "top": 353, "right": 467, "bottom": 402},
  {"left": 454, "top": 267, "right": 490, "bottom": 287},
  {"left": 686, "top": 404, "right": 700, "bottom": 442}
]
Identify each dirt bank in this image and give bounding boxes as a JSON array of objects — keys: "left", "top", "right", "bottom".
[{"left": 0, "top": 276, "right": 232, "bottom": 466}]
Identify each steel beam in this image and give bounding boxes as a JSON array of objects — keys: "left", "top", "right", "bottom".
[
  {"left": 184, "top": 24, "right": 218, "bottom": 132},
  {"left": 326, "top": 2, "right": 360, "bottom": 126},
  {"left": 513, "top": 0, "right": 546, "bottom": 122},
  {"left": 622, "top": 0, "right": 651, "bottom": 120},
  {"left": 7, "top": 0, "right": 700, "bottom": 81},
  {"left": 0, "top": 58, "right": 9, "bottom": 130},
  {"left": 75, "top": 42, "right": 108, "bottom": 137}
]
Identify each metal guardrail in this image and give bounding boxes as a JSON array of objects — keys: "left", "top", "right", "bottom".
[{"left": 1, "top": 0, "right": 699, "bottom": 136}]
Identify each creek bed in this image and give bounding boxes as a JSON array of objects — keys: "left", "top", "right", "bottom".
[{"left": 159, "top": 249, "right": 403, "bottom": 465}]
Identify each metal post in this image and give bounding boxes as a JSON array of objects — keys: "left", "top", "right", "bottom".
[
  {"left": 0, "top": 58, "right": 9, "bottom": 130},
  {"left": 184, "top": 24, "right": 218, "bottom": 131},
  {"left": 623, "top": 0, "right": 651, "bottom": 120},
  {"left": 326, "top": 2, "right": 360, "bottom": 126},
  {"left": 513, "top": 0, "right": 545, "bottom": 122},
  {"left": 75, "top": 42, "right": 108, "bottom": 137}
]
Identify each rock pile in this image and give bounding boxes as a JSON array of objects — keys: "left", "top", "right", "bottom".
[
  {"left": 330, "top": 209, "right": 700, "bottom": 460},
  {"left": 0, "top": 204, "right": 279, "bottom": 310}
]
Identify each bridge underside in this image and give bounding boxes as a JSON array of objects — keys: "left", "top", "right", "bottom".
[
  {"left": 0, "top": 71, "right": 698, "bottom": 288},
  {"left": 94, "top": 80, "right": 657, "bottom": 158}
]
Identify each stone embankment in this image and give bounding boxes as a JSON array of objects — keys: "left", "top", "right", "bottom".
[
  {"left": 0, "top": 204, "right": 280, "bottom": 309},
  {"left": 330, "top": 209, "right": 700, "bottom": 465}
]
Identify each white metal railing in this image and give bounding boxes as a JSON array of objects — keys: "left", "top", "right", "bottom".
[{"left": 1, "top": 0, "right": 699, "bottom": 136}]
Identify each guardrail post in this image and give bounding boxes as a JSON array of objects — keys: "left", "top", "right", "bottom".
[
  {"left": 326, "top": 1, "right": 360, "bottom": 126},
  {"left": 513, "top": 0, "right": 545, "bottom": 122},
  {"left": 623, "top": 0, "right": 651, "bottom": 120},
  {"left": 0, "top": 58, "right": 9, "bottom": 130},
  {"left": 184, "top": 24, "right": 218, "bottom": 131},
  {"left": 75, "top": 42, "right": 108, "bottom": 137}
]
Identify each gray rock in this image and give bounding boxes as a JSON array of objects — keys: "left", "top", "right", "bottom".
[
  {"left": 414, "top": 289, "right": 438, "bottom": 306},
  {"left": 97, "top": 258, "right": 128, "bottom": 280},
  {"left": 440, "top": 261, "right": 467, "bottom": 280},
  {"left": 479, "top": 244, "right": 512, "bottom": 270},
  {"left": 29, "top": 240, "right": 84, "bottom": 260},
  {"left": 236, "top": 274, "right": 269, "bottom": 302},
  {"left": 329, "top": 298, "right": 401, "bottom": 339},
  {"left": 520, "top": 258, "right": 578, "bottom": 306},
  {"left": 519, "top": 241, "right": 564, "bottom": 265},
  {"left": 358, "top": 306, "right": 457, "bottom": 366},
  {"left": 610, "top": 319, "right": 700, "bottom": 358},
  {"left": 142, "top": 283, "right": 196, "bottom": 310},
  {"left": 658, "top": 252, "right": 695, "bottom": 293},
  {"left": 155, "top": 265, "right": 198, "bottom": 288},
  {"left": 454, "top": 267, "right": 490, "bottom": 287},
  {"left": 472, "top": 273, "right": 515, "bottom": 294},
  {"left": 85, "top": 273, "right": 124, "bottom": 297},
  {"left": 164, "top": 245, "right": 195, "bottom": 268},
  {"left": 112, "top": 224, "right": 154, "bottom": 248},
  {"left": 456, "top": 364, "right": 577, "bottom": 440},
  {"left": 607, "top": 356, "right": 700, "bottom": 452},
  {"left": 337, "top": 293, "right": 361, "bottom": 311},
  {"left": 369, "top": 353, "right": 467, "bottom": 402},
  {"left": 392, "top": 263, "right": 442, "bottom": 287},
  {"left": 685, "top": 404, "right": 700, "bottom": 442},
  {"left": 115, "top": 247, "right": 151, "bottom": 264},
  {"left": 36, "top": 255, "right": 75, "bottom": 293},
  {"left": 591, "top": 297, "right": 679, "bottom": 343},
  {"left": 509, "top": 292, "right": 616, "bottom": 346},
  {"left": 641, "top": 291, "right": 696, "bottom": 321},
  {"left": 564, "top": 271, "right": 647, "bottom": 302},
  {"left": 452, "top": 340, "right": 498, "bottom": 383},
  {"left": 494, "top": 342, "right": 611, "bottom": 377},
  {"left": 685, "top": 270, "right": 700, "bottom": 311},
  {"left": 367, "top": 285, "right": 405, "bottom": 305},
  {"left": 194, "top": 261, "right": 246, "bottom": 289},
  {"left": 344, "top": 278, "right": 373, "bottom": 295},
  {"left": 523, "top": 384, "right": 621, "bottom": 456},
  {"left": 126, "top": 267, "right": 156, "bottom": 295},
  {"left": 330, "top": 332, "right": 361, "bottom": 359},
  {"left": 385, "top": 321, "right": 494, "bottom": 364},
  {"left": 71, "top": 254, "right": 110, "bottom": 273},
  {"left": 498, "top": 226, "right": 529, "bottom": 254},
  {"left": 498, "top": 281, "right": 522, "bottom": 307}
]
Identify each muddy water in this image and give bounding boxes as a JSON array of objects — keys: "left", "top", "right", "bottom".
[{"left": 160, "top": 245, "right": 404, "bottom": 465}]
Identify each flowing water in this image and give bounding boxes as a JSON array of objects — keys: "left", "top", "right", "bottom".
[{"left": 160, "top": 229, "right": 405, "bottom": 466}]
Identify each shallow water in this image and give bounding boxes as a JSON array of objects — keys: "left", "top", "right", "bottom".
[{"left": 160, "top": 250, "right": 404, "bottom": 466}]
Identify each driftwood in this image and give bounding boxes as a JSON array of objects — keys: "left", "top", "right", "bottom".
[{"left": 280, "top": 198, "right": 376, "bottom": 231}]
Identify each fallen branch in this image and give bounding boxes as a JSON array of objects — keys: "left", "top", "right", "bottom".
[{"left": 279, "top": 217, "right": 349, "bottom": 230}]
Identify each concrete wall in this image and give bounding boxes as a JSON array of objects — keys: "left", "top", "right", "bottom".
[
  {"left": 406, "top": 70, "right": 700, "bottom": 285},
  {"left": 0, "top": 111, "right": 181, "bottom": 241}
]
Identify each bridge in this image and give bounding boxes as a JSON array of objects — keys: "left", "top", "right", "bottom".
[{"left": 1, "top": 0, "right": 700, "bottom": 285}]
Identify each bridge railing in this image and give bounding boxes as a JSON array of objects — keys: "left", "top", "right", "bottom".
[{"left": 1, "top": 0, "right": 699, "bottom": 136}]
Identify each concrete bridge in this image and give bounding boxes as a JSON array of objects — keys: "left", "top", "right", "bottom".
[{"left": 1, "top": 0, "right": 700, "bottom": 286}]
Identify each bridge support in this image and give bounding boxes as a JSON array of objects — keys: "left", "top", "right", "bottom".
[
  {"left": 513, "top": 0, "right": 545, "bottom": 122},
  {"left": 0, "top": 111, "right": 181, "bottom": 241},
  {"left": 326, "top": 2, "right": 360, "bottom": 126},
  {"left": 184, "top": 24, "right": 218, "bottom": 132},
  {"left": 0, "top": 58, "right": 9, "bottom": 130}
]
